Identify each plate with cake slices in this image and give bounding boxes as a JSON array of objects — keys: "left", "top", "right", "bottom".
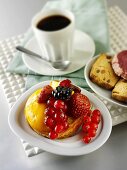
[
  {"left": 8, "top": 79, "right": 112, "bottom": 156},
  {"left": 84, "top": 51, "right": 127, "bottom": 108}
]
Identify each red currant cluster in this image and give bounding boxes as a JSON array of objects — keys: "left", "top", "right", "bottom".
[
  {"left": 44, "top": 97, "right": 69, "bottom": 139},
  {"left": 82, "top": 109, "right": 101, "bottom": 144}
]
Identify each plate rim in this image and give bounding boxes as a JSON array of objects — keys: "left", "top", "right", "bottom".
[
  {"left": 84, "top": 54, "right": 127, "bottom": 108},
  {"left": 8, "top": 81, "right": 112, "bottom": 156},
  {"left": 22, "top": 29, "right": 95, "bottom": 76}
]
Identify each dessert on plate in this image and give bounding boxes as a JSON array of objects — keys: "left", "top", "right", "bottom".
[{"left": 24, "top": 79, "right": 101, "bottom": 143}]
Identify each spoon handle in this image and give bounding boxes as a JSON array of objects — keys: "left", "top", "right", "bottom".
[{"left": 16, "top": 46, "right": 43, "bottom": 60}]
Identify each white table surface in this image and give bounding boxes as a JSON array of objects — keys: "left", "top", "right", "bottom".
[{"left": 0, "top": 0, "right": 127, "bottom": 170}]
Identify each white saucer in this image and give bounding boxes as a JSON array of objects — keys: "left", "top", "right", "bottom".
[
  {"left": 8, "top": 81, "right": 112, "bottom": 156},
  {"left": 22, "top": 30, "right": 95, "bottom": 75}
]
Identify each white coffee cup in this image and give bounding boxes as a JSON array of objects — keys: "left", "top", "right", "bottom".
[{"left": 32, "top": 9, "right": 75, "bottom": 62}]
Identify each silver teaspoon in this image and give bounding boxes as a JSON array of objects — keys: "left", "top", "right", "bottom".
[{"left": 16, "top": 46, "right": 71, "bottom": 70}]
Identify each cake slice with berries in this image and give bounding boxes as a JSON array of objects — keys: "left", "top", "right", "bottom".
[{"left": 24, "top": 79, "right": 101, "bottom": 142}]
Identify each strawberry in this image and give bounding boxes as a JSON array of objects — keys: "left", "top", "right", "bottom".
[
  {"left": 68, "top": 93, "right": 91, "bottom": 118},
  {"left": 37, "top": 85, "right": 53, "bottom": 103},
  {"left": 59, "top": 79, "right": 71, "bottom": 87}
]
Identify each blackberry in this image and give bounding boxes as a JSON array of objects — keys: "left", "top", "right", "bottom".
[{"left": 52, "top": 86, "right": 72, "bottom": 100}]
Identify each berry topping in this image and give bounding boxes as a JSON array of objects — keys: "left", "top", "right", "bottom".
[
  {"left": 91, "top": 114, "right": 101, "bottom": 124},
  {"left": 44, "top": 107, "right": 55, "bottom": 117},
  {"left": 54, "top": 100, "right": 67, "bottom": 112},
  {"left": 83, "top": 135, "right": 91, "bottom": 144},
  {"left": 83, "top": 116, "right": 91, "bottom": 123},
  {"left": 82, "top": 122, "right": 91, "bottom": 133},
  {"left": 44, "top": 117, "right": 55, "bottom": 129},
  {"left": 88, "top": 128, "right": 96, "bottom": 137},
  {"left": 47, "top": 97, "right": 55, "bottom": 107},
  {"left": 81, "top": 108, "right": 102, "bottom": 144},
  {"left": 52, "top": 86, "right": 72, "bottom": 100},
  {"left": 69, "top": 93, "right": 91, "bottom": 118},
  {"left": 70, "top": 84, "right": 81, "bottom": 93},
  {"left": 37, "top": 85, "right": 53, "bottom": 103},
  {"left": 59, "top": 79, "right": 71, "bottom": 87},
  {"left": 54, "top": 110, "right": 66, "bottom": 122},
  {"left": 63, "top": 114, "right": 68, "bottom": 122},
  {"left": 90, "top": 123, "right": 98, "bottom": 130},
  {"left": 54, "top": 124, "right": 64, "bottom": 133},
  {"left": 92, "top": 109, "right": 101, "bottom": 117},
  {"left": 49, "top": 131, "right": 58, "bottom": 139},
  {"left": 63, "top": 121, "right": 69, "bottom": 129}
]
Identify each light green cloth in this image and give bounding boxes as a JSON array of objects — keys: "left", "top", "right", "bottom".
[{"left": 7, "top": 0, "right": 110, "bottom": 90}]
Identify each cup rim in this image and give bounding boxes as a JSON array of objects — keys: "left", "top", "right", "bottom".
[{"left": 32, "top": 9, "right": 75, "bottom": 34}]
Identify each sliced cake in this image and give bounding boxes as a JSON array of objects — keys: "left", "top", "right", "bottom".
[
  {"left": 90, "top": 53, "right": 119, "bottom": 89},
  {"left": 112, "top": 79, "right": 127, "bottom": 102}
]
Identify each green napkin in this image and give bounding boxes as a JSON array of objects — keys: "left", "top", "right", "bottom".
[{"left": 7, "top": 0, "right": 110, "bottom": 90}]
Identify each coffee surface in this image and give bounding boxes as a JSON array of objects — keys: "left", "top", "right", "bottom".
[{"left": 37, "top": 15, "right": 71, "bottom": 31}]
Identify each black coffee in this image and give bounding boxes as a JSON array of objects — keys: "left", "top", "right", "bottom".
[{"left": 37, "top": 15, "right": 71, "bottom": 31}]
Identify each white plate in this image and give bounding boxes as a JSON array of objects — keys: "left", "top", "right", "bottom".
[
  {"left": 8, "top": 81, "right": 112, "bottom": 156},
  {"left": 84, "top": 55, "right": 127, "bottom": 108},
  {"left": 22, "top": 30, "right": 95, "bottom": 76}
]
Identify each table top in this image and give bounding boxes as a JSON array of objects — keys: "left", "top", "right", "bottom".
[{"left": 0, "top": 0, "right": 127, "bottom": 170}]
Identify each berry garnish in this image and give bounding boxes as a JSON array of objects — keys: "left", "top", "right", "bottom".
[
  {"left": 59, "top": 79, "right": 71, "bottom": 87},
  {"left": 83, "top": 135, "right": 91, "bottom": 144},
  {"left": 88, "top": 128, "right": 96, "bottom": 137},
  {"left": 62, "top": 121, "right": 69, "bottom": 130},
  {"left": 82, "top": 122, "right": 91, "bottom": 133},
  {"left": 83, "top": 115, "right": 91, "bottom": 123},
  {"left": 47, "top": 97, "right": 55, "bottom": 107},
  {"left": 44, "top": 107, "right": 55, "bottom": 117},
  {"left": 70, "top": 84, "right": 81, "bottom": 93},
  {"left": 49, "top": 131, "right": 58, "bottom": 139},
  {"left": 54, "top": 110, "right": 66, "bottom": 122},
  {"left": 63, "top": 114, "right": 68, "bottom": 122},
  {"left": 81, "top": 108, "right": 102, "bottom": 144},
  {"left": 92, "top": 109, "right": 101, "bottom": 117},
  {"left": 37, "top": 85, "right": 53, "bottom": 103},
  {"left": 90, "top": 123, "right": 98, "bottom": 131},
  {"left": 52, "top": 86, "right": 72, "bottom": 100},
  {"left": 69, "top": 93, "right": 91, "bottom": 118},
  {"left": 91, "top": 114, "right": 101, "bottom": 124},
  {"left": 54, "top": 124, "right": 64, "bottom": 133},
  {"left": 54, "top": 100, "right": 67, "bottom": 112},
  {"left": 44, "top": 117, "right": 55, "bottom": 129}
]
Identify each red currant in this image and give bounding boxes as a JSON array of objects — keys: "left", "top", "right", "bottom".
[
  {"left": 54, "top": 110, "right": 66, "bottom": 122},
  {"left": 82, "top": 122, "right": 91, "bottom": 133},
  {"left": 90, "top": 123, "right": 98, "bottom": 131},
  {"left": 92, "top": 109, "right": 101, "bottom": 117},
  {"left": 83, "top": 116, "right": 91, "bottom": 123},
  {"left": 47, "top": 97, "right": 55, "bottom": 106},
  {"left": 88, "top": 128, "right": 96, "bottom": 137},
  {"left": 54, "top": 124, "right": 64, "bottom": 133},
  {"left": 82, "top": 135, "right": 91, "bottom": 144},
  {"left": 91, "top": 114, "right": 101, "bottom": 124},
  {"left": 54, "top": 100, "right": 67, "bottom": 112},
  {"left": 63, "top": 114, "right": 68, "bottom": 122},
  {"left": 44, "top": 117, "right": 55, "bottom": 129},
  {"left": 44, "top": 107, "right": 55, "bottom": 117},
  {"left": 49, "top": 131, "right": 58, "bottom": 139},
  {"left": 62, "top": 121, "right": 69, "bottom": 130}
]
